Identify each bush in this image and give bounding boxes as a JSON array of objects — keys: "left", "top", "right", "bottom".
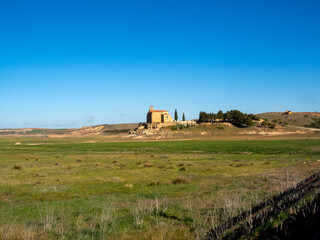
[
  {"left": 172, "top": 177, "right": 189, "bottom": 184},
  {"left": 12, "top": 164, "right": 22, "bottom": 170},
  {"left": 262, "top": 121, "right": 277, "bottom": 129},
  {"left": 118, "top": 163, "right": 126, "bottom": 168},
  {"left": 144, "top": 162, "right": 152, "bottom": 167}
]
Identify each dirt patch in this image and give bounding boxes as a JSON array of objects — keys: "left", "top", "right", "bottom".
[
  {"left": 26, "top": 143, "right": 48, "bottom": 145},
  {"left": 239, "top": 130, "right": 305, "bottom": 135}
]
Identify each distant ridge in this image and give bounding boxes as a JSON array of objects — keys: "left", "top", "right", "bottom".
[{"left": 257, "top": 112, "right": 320, "bottom": 128}]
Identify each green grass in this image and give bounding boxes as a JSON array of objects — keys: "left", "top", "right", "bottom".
[{"left": 0, "top": 138, "right": 319, "bottom": 239}]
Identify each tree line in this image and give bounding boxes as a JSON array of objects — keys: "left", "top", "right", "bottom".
[{"left": 199, "top": 110, "right": 260, "bottom": 127}]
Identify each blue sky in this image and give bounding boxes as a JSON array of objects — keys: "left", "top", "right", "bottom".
[{"left": 0, "top": 0, "right": 319, "bottom": 128}]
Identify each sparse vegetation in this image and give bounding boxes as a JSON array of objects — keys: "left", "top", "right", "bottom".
[
  {"left": 258, "top": 112, "right": 320, "bottom": 129},
  {"left": 261, "top": 121, "right": 276, "bottom": 129},
  {"left": 306, "top": 118, "right": 320, "bottom": 129},
  {"left": 171, "top": 124, "right": 194, "bottom": 130}
]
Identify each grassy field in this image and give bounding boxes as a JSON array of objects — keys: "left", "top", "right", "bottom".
[{"left": 1, "top": 137, "right": 320, "bottom": 239}]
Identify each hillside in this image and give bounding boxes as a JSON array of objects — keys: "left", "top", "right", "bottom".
[
  {"left": 257, "top": 112, "right": 320, "bottom": 128},
  {"left": 0, "top": 123, "right": 140, "bottom": 136}
]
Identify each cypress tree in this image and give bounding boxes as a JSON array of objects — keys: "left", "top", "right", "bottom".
[
  {"left": 174, "top": 109, "right": 178, "bottom": 121},
  {"left": 182, "top": 112, "right": 185, "bottom": 121}
]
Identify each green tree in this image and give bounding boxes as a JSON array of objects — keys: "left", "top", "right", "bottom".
[
  {"left": 217, "top": 110, "right": 224, "bottom": 120},
  {"left": 182, "top": 113, "right": 185, "bottom": 121},
  {"left": 175, "top": 109, "right": 178, "bottom": 121}
]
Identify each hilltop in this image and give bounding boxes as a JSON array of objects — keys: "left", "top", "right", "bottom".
[
  {"left": 257, "top": 112, "right": 320, "bottom": 128},
  {"left": 0, "top": 123, "right": 139, "bottom": 137}
]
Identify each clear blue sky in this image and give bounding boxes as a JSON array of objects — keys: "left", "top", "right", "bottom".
[{"left": 1, "top": 0, "right": 319, "bottom": 128}]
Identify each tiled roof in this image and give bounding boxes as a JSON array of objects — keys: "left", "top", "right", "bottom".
[{"left": 148, "top": 110, "right": 168, "bottom": 113}]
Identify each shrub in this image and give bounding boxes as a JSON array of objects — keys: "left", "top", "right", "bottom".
[
  {"left": 148, "top": 181, "right": 161, "bottom": 186},
  {"left": 306, "top": 118, "right": 320, "bottom": 129},
  {"left": 118, "top": 163, "right": 126, "bottom": 168},
  {"left": 262, "top": 121, "right": 277, "bottom": 129},
  {"left": 179, "top": 167, "right": 187, "bottom": 171},
  {"left": 172, "top": 177, "right": 189, "bottom": 184},
  {"left": 35, "top": 173, "right": 46, "bottom": 177},
  {"left": 144, "top": 162, "right": 152, "bottom": 168},
  {"left": 12, "top": 164, "right": 22, "bottom": 170},
  {"left": 157, "top": 164, "right": 165, "bottom": 169}
]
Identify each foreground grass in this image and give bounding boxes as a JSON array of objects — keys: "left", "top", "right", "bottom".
[{"left": 0, "top": 138, "right": 320, "bottom": 239}]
